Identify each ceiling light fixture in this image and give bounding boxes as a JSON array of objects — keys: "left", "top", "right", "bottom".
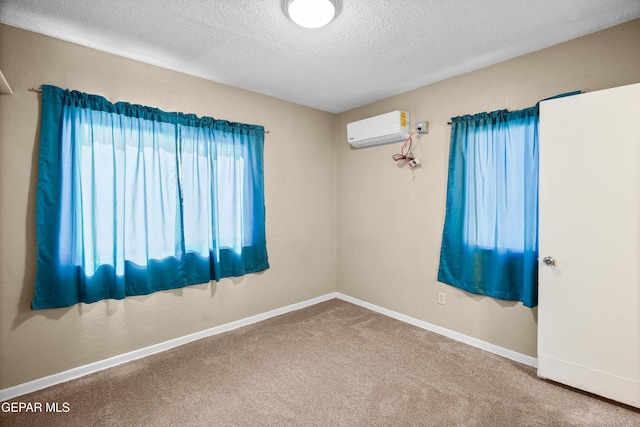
[{"left": 286, "top": 0, "right": 338, "bottom": 29}]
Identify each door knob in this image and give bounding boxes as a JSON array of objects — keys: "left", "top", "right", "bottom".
[{"left": 542, "top": 256, "right": 556, "bottom": 267}]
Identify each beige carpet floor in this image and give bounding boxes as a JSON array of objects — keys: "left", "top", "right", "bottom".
[{"left": 2, "top": 298, "right": 639, "bottom": 426}]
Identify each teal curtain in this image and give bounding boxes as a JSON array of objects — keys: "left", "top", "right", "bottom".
[
  {"left": 438, "top": 107, "right": 539, "bottom": 307},
  {"left": 33, "top": 85, "right": 268, "bottom": 309}
]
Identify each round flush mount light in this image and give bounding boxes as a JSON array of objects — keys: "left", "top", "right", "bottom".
[{"left": 285, "top": 0, "right": 338, "bottom": 29}]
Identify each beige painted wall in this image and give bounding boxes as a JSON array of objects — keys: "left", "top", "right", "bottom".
[
  {"left": 0, "top": 24, "right": 336, "bottom": 389},
  {"left": 335, "top": 19, "right": 640, "bottom": 358},
  {"left": 1, "top": 19, "right": 639, "bottom": 391}
]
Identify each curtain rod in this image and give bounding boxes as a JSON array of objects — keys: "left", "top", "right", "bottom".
[{"left": 28, "top": 88, "right": 270, "bottom": 133}]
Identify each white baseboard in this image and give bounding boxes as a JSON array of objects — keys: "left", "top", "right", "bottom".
[
  {"left": 335, "top": 293, "right": 538, "bottom": 368},
  {"left": 0, "top": 293, "right": 337, "bottom": 402},
  {"left": 1, "top": 291, "right": 536, "bottom": 401}
]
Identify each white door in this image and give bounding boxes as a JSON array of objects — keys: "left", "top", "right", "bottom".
[{"left": 537, "top": 83, "right": 640, "bottom": 408}]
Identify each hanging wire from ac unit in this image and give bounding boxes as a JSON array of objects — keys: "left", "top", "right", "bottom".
[{"left": 392, "top": 129, "right": 420, "bottom": 168}]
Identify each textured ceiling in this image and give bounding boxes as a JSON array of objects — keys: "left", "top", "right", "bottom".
[{"left": 1, "top": 0, "right": 639, "bottom": 113}]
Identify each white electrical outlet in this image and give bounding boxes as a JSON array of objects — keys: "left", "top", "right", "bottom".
[{"left": 437, "top": 292, "right": 445, "bottom": 305}]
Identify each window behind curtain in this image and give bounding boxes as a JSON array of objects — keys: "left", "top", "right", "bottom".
[
  {"left": 437, "top": 108, "right": 539, "bottom": 307},
  {"left": 33, "top": 85, "right": 269, "bottom": 310}
]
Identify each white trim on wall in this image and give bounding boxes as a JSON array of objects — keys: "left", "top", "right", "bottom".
[
  {"left": 0, "top": 69, "right": 12, "bottom": 95},
  {"left": 337, "top": 293, "right": 538, "bottom": 368},
  {"left": 0, "top": 294, "right": 336, "bottom": 402},
  {"left": 0, "top": 292, "right": 536, "bottom": 402}
]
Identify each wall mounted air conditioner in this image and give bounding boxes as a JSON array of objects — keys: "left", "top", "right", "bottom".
[{"left": 347, "top": 110, "right": 410, "bottom": 148}]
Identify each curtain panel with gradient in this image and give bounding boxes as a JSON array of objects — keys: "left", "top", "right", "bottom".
[
  {"left": 438, "top": 108, "right": 539, "bottom": 307},
  {"left": 33, "top": 85, "right": 268, "bottom": 309}
]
